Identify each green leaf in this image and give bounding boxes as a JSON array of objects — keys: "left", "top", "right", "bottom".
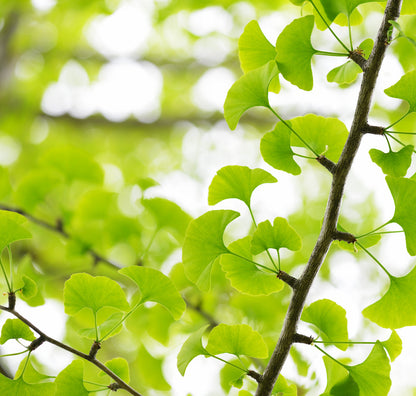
[
  {"left": 142, "top": 198, "right": 192, "bottom": 242},
  {"left": 369, "top": 145, "right": 413, "bottom": 177},
  {"left": 15, "top": 358, "right": 51, "bottom": 384},
  {"left": 260, "top": 121, "right": 301, "bottom": 175},
  {"left": 290, "top": 114, "right": 349, "bottom": 162},
  {"left": 384, "top": 70, "right": 416, "bottom": 112},
  {"left": 321, "top": 355, "right": 352, "bottom": 396},
  {"left": 55, "top": 360, "right": 88, "bottom": 396},
  {"left": 177, "top": 326, "right": 209, "bottom": 376},
  {"left": 102, "top": 358, "right": 130, "bottom": 383},
  {"left": 0, "top": 167, "right": 11, "bottom": 199},
  {"left": 136, "top": 346, "right": 171, "bottom": 391},
  {"left": 0, "top": 210, "right": 31, "bottom": 253},
  {"left": 206, "top": 323, "right": 268, "bottom": 359},
  {"left": 0, "top": 371, "right": 55, "bottom": 396},
  {"left": 208, "top": 165, "right": 277, "bottom": 208},
  {"left": 182, "top": 210, "right": 239, "bottom": 291},
  {"left": 275, "top": 15, "right": 317, "bottom": 91},
  {"left": 319, "top": 0, "right": 380, "bottom": 22},
  {"left": 220, "top": 358, "right": 248, "bottom": 392},
  {"left": 301, "top": 299, "right": 348, "bottom": 350},
  {"left": 272, "top": 374, "right": 297, "bottom": 396},
  {"left": 381, "top": 331, "right": 402, "bottom": 362},
  {"left": 119, "top": 266, "right": 185, "bottom": 320},
  {"left": 238, "top": 20, "right": 276, "bottom": 73},
  {"left": 362, "top": 264, "right": 416, "bottom": 328},
  {"left": 21, "top": 275, "right": 38, "bottom": 299},
  {"left": 221, "top": 237, "right": 283, "bottom": 295},
  {"left": 386, "top": 176, "right": 416, "bottom": 255},
  {"left": 251, "top": 217, "right": 302, "bottom": 255},
  {"left": 346, "top": 342, "right": 391, "bottom": 396},
  {"left": 78, "top": 312, "right": 124, "bottom": 340},
  {"left": 64, "top": 273, "right": 130, "bottom": 316},
  {"left": 330, "top": 375, "right": 359, "bottom": 395},
  {"left": 224, "top": 61, "right": 278, "bottom": 130},
  {"left": 402, "top": 0, "right": 416, "bottom": 15},
  {"left": 0, "top": 319, "right": 35, "bottom": 344}
]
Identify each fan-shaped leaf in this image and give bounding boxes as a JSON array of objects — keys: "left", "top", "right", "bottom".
[
  {"left": 275, "top": 15, "right": 317, "bottom": 91},
  {"left": 119, "top": 266, "right": 185, "bottom": 320},
  {"left": 55, "top": 360, "right": 88, "bottom": 396},
  {"left": 136, "top": 346, "right": 171, "bottom": 391},
  {"left": 0, "top": 371, "right": 55, "bottom": 396},
  {"left": 182, "top": 210, "right": 239, "bottom": 291},
  {"left": 101, "top": 358, "right": 130, "bottom": 383},
  {"left": 224, "top": 61, "right": 278, "bottom": 130},
  {"left": 208, "top": 165, "right": 276, "bottom": 208},
  {"left": 260, "top": 121, "right": 301, "bottom": 175},
  {"left": 386, "top": 176, "right": 416, "bottom": 255},
  {"left": 384, "top": 70, "right": 416, "bottom": 112},
  {"left": 78, "top": 312, "right": 124, "bottom": 340},
  {"left": 320, "top": 0, "right": 380, "bottom": 22},
  {"left": 206, "top": 323, "right": 268, "bottom": 359},
  {"left": 251, "top": 217, "right": 302, "bottom": 255},
  {"left": 363, "top": 264, "right": 416, "bottom": 328},
  {"left": 220, "top": 237, "right": 283, "bottom": 295},
  {"left": 0, "top": 210, "right": 31, "bottom": 253},
  {"left": 21, "top": 275, "right": 37, "bottom": 299},
  {"left": 272, "top": 374, "right": 297, "bottom": 396},
  {"left": 382, "top": 331, "right": 402, "bottom": 362},
  {"left": 0, "top": 319, "right": 35, "bottom": 344},
  {"left": 301, "top": 299, "right": 348, "bottom": 350},
  {"left": 64, "top": 273, "right": 130, "bottom": 316},
  {"left": 369, "top": 145, "right": 413, "bottom": 177}
]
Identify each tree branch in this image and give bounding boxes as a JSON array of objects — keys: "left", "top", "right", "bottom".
[{"left": 255, "top": 1, "right": 402, "bottom": 394}]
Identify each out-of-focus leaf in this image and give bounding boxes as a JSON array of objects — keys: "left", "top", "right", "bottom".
[{"left": 0, "top": 319, "right": 35, "bottom": 344}]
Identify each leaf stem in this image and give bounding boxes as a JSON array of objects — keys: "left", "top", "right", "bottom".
[
  {"left": 229, "top": 252, "right": 278, "bottom": 274},
  {"left": 248, "top": 206, "right": 257, "bottom": 228},
  {"left": 384, "top": 133, "right": 392, "bottom": 152},
  {"left": 293, "top": 152, "right": 316, "bottom": 160},
  {"left": 314, "top": 340, "right": 377, "bottom": 345},
  {"left": 385, "top": 132, "right": 416, "bottom": 153},
  {"left": 348, "top": 15, "right": 353, "bottom": 50},
  {"left": 0, "top": 349, "right": 28, "bottom": 358},
  {"left": 355, "top": 241, "right": 392, "bottom": 278},
  {"left": 268, "top": 107, "right": 319, "bottom": 157},
  {"left": 314, "top": 345, "right": 346, "bottom": 368},
  {"left": 355, "top": 221, "right": 391, "bottom": 238},
  {"left": 0, "top": 249, "right": 12, "bottom": 293},
  {"left": 8, "top": 246, "right": 13, "bottom": 291},
  {"left": 385, "top": 131, "right": 416, "bottom": 135},
  {"left": 210, "top": 354, "right": 248, "bottom": 373},
  {"left": 385, "top": 110, "right": 410, "bottom": 130},
  {"left": 315, "top": 50, "right": 349, "bottom": 57}
]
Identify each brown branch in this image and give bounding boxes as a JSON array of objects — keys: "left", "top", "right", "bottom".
[
  {"left": 255, "top": 1, "right": 402, "bottom": 395},
  {"left": 277, "top": 270, "right": 298, "bottom": 289},
  {"left": 361, "top": 124, "right": 385, "bottom": 135},
  {"left": 348, "top": 50, "right": 368, "bottom": 71},
  {"left": 292, "top": 333, "right": 314, "bottom": 345},
  {"left": 333, "top": 230, "right": 356, "bottom": 244},
  {"left": 247, "top": 370, "right": 263, "bottom": 383},
  {"left": 316, "top": 155, "right": 336, "bottom": 174}
]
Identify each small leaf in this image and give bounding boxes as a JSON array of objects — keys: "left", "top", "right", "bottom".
[
  {"left": 384, "top": 70, "right": 416, "bottom": 112},
  {"left": 224, "top": 61, "right": 278, "bottom": 130},
  {"left": 386, "top": 176, "right": 416, "bottom": 255},
  {"left": 220, "top": 358, "right": 248, "bottom": 392},
  {"left": 301, "top": 299, "right": 349, "bottom": 350},
  {"left": 208, "top": 165, "right": 277, "bottom": 208},
  {"left": 21, "top": 275, "right": 38, "bottom": 299},
  {"left": 251, "top": 217, "right": 302, "bottom": 255},
  {"left": 272, "top": 374, "right": 297, "bottom": 396},
  {"left": 177, "top": 326, "right": 209, "bottom": 376},
  {"left": 15, "top": 358, "right": 51, "bottom": 383},
  {"left": 119, "top": 266, "right": 185, "bottom": 320},
  {"left": 275, "top": 15, "right": 317, "bottom": 91},
  {"left": 238, "top": 20, "right": 276, "bottom": 73},
  {"left": 321, "top": 355, "right": 351, "bottom": 396},
  {"left": 260, "top": 121, "right": 301, "bottom": 175},
  {"left": 319, "top": 0, "right": 380, "bottom": 22},
  {"left": 382, "top": 331, "right": 402, "bottom": 362},
  {"left": 55, "top": 360, "right": 88, "bottom": 396},
  {"left": 0, "top": 372, "right": 55, "bottom": 396},
  {"left": 0, "top": 319, "right": 35, "bottom": 344},
  {"left": 0, "top": 210, "right": 31, "bottom": 253},
  {"left": 206, "top": 323, "right": 268, "bottom": 359},
  {"left": 363, "top": 264, "right": 416, "bottom": 328},
  {"left": 182, "top": 210, "right": 239, "bottom": 291},
  {"left": 64, "top": 273, "right": 130, "bottom": 316},
  {"left": 78, "top": 312, "right": 124, "bottom": 340},
  {"left": 370, "top": 145, "right": 413, "bottom": 177},
  {"left": 221, "top": 237, "right": 283, "bottom": 295},
  {"left": 101, "top": 358, "right": 130, "bottom": 383}
]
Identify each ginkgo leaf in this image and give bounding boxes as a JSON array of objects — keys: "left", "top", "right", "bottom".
[
  {"left": 382, "top": 331, "right": 402, "bottom": 362},
  {"left": 251, "top": 217, "right": 302, "bottom": 255},
  {"left": 220, "top": 358, "right": 247, "bottom": 392},
  {"left": 206, "top": 323, "right": 268, "bottom": 358},
  {"left": 0, "top": 210, "right": 31, "bottom": 253},
  {"left": 119, "top": 266, "right": 185, "bottom": 320},
  {"left": 321, "top": 356, "right": 352, "bottom": 396},
  {"left": 327, "top": 39, "right": 373, "bottom": 85},
  {"left": 21, "top": 275, "right": 38, "bottom": 299},
  {"left": 346, "top": 342, "right": 391, "bottom": 396},
  {"left": 275, "top": 15, "right": 317, "bottom": 91},
  {"left": 101, "top": 358, "right": 130, "bottom": 383},
  {"left": 220, "top": 237, "right": 283, "bottom": 295},
  {"left": 386, "top": 176, "right": 416, "bottom": 255},
  {"left": 272, "top": 374, "right": 297, "bottom": 396},
  {"left": 136, "top": 346, "right": 171, "bottom": 391},
  {"left": 55, "top": 360, "right": 88, "bottom": 396},
  {"left": 208, "top": 165, "right": 277, "bottom": 208},
  {"left": 0, "top": 319, "right": 35, "bottom": 344},
  {"left": 260, "top": 121, "right": 301, "bottom": 175},
  {"left": 177, "top": 326, "right": 209, "bottom": 376},
  {"left": 369, "top": 145, "right": 413, "bottom": 177},
  {"left": 15, "top": 358, "right": 51, "bottom": 384},
  {"left": 384, "top": 70, "right": 416, "bottom": 112},
  {"left": 182, "top": 210, "right": 239, "bottom": 291},
  {"left": 362, "top": 264, "right": 416, "bottom": 328},
  {"left": 290, "top": 114, "right": 349, "bottom": 161},
  {"left": 301, "top": 299, "right": 348, "bottom": 350},
  {"left": 78, "top": 312, "right": 124, "bottom": 340},
  {"left": 238, "top": 20, "right": 276, "bottom": 73},
  {"left": 0, "top": 371, "right": 55, "bottom": 396},
  {"left": 64, "top": 273, "right": 130, "bottom": 316},
  {"left": 320, "top": 0, "right": 380, "bottom": 22},
  {"left": 224, "top": 61, "right": 278, "bottom": 130}
]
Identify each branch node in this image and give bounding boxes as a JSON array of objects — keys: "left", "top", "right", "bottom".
[
  {"left": 333, "top": 230, "right": 357, "bottom": 244},
  {"left": 29, "top": 335, "right": 46, "bottom": 351},
  {"left": 89, "top": 340, "right": 101, "bottom": 359},
  {"left": 292, "top": 333, "right": 314, "bottom": 345},
  {"left": 8, "top": 292, "right": 16, "bottom": 310},
  {"left": 108, "top": 382, "right": 122, "bottom": 391},
  {"left": 361, "top": 124, "right": 385, "bottom": 135},
  {"left": 247, "top": 370, "right": 263, "bottom": 383},
  {"left": 277, "top": 270, "right": 298, "bottom": 289},
  {"left": 316, "top": 155, "right": 336, "bottom": 174},
  {"left": 348, "top": 50, "right": 367, "bottom": 71}
]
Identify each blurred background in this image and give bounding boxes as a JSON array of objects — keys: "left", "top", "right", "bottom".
[{"left": 1, "top": 0, "right": 416, "bottom": 394}]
